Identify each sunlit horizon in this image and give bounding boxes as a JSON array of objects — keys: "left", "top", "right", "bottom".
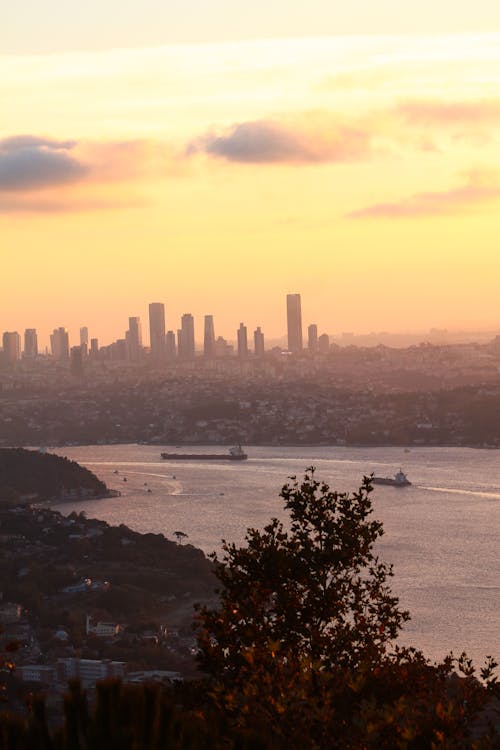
[{"left": 3, "top": 20, "right": 500, "bottom": 343}]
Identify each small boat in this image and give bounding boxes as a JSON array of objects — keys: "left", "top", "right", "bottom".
[
  {"left": 161, "top": 446, "right": 248, "bottom": 461},
  {"left": 372, "top": 470, "right": 411, "bottom": 487}
]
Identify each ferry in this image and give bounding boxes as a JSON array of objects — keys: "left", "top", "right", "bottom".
[
  {"left": 372, "top": 470, "right": 411, "bottom": 487},
  {"left": 161, "top": 446, "right": 248, "bottom": 461}
]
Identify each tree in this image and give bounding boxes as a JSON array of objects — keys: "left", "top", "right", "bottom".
[
  {"left": 197, "top": 470, "right": 409, "bottom": 680},
  {"left": 195, "top": 471, "right": 499, "bottom": 748}
]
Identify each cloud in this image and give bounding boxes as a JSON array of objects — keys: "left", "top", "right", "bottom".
[
  {"left": 188, "top": 117, "right": 373, "bottom": 164},
  {"left": 347, "top": 170, "right": 500, "bottom": 219},
  {"left": 395, "top": 99, "right": 500, "bottom": 126},
  {"left": 0, "top": 136, "right": 87, "bottom": 190},
  {"left": 0, "top": 134, "right": 181, "bottom": 213}
]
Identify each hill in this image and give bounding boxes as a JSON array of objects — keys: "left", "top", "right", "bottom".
[{"left": 0, "top": 447, "right": 110, "bottom": 504}]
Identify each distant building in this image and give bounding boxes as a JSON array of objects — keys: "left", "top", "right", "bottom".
[
  {"left": 214, "top": 336, "right": 233, "bottom": 357},
  {"left": 89, "top": 338, "right": 99, "bottom": 357},
  {"left": 180, "top": 314, "right": 195, "bottom": 359},
  {"left": 86, "top": 614, "right": 120, "bottom": 637},
  {"left": 80, "top": 326, "right": 89, "bottom": 357},
  {"left": 204, "top": 315, "right": 215, "bottom": 358},
  {"left": 70, "top": 346, "right": 84, "bottom": 376},
  {"left": 57, "top": 657, "right": 126, "bottom": 687},
  {"left": 50, "top": 327, "right": 69, "bottom": 360},
  {"left": 165, "top": 330, "right": 176, "bottom": 359},
  {"left": 237, "top": 323, "right": 248, "bottom": 358},
  {"left": 254, "top": 326, "right": 265, "bottom": 356},
  {"left": 286, "top": 294, "right": 303, "bottom": 352},
  {"left": 127, "top": 316, "right": 143, "bottom": 361},
  {"left": 2, "top": 331, "right": 21, "bottom": 363},
  {"left": 149, "top": 302, "right": 166, "bottom": 361},
  {"left": 308, "top": 324, "right": 318, "bottom": 352},
  {"left": 318, "top": 333, "right": 330, "bottom": 353},
  {"left": 23, "top": 328, "right": 38, "bottom": 358}
]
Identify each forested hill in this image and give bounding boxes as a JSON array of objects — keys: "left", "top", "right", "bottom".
[{"left": 0, "top": 447, "right": 109, "bottom": 503}]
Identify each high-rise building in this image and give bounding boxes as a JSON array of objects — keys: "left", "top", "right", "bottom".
[
  {"left": 80, "top": 326, "right": 89, "bottom": 355},
  {"left": 254, "top": 326, "right": 265, "bottom": 357},
  {"left": 50, "top": 327, "right": 70, "bottom": 360},
  {"left": 149, "top": 303, "right": 166, "bottom": 361},
  {"left": 2, "top": 331, "right": 21, "bottom": 363},
  {"left": 180, "top": 314, "right": 195, "bottom": 359},
  {"left": 127, "top": 317, "right": 143, "bottom": 361},
  {"left": 318, "top": 333, "right": 330, "bottom": 353},
  {"left": 204, "top": 315, "right": 215, "bottom": 358},
  {"left": 24, "top": 328, "right": 38, "bottom": 358},
  {"left": 166, "top": 330, "right": 176, "bottom": 360},
  {"left": 308, "top": 324, "right": 318, "bottom": 352},
  {"left": 70, "top": 346, "right": 84, "bottom": 376},
  {"left": 90, "top": 338, "right": 99, "bottom": 357},
  {"left": 237, "top": 323, "right": 248, "bottom": 358},
  {"left": 286, "top": 294, "right": 303, "bottom": 352}
]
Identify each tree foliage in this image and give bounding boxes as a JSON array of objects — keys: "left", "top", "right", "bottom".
[
  {"left": 194, "top": 470, "right": 499, "bottom": 748},
  {"left": 197, "top": 470, "right": 409, "bottom": 679}
]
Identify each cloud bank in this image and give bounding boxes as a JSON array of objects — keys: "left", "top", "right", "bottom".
[
  {"left": 0, "top": 136, "right": 87, "bottom": 190},
  {"left": 347, "top": 170, "right": 500, "bottom": 219},
  {"left": 188, "top": 117, "right": 373, "bottom": 164}
]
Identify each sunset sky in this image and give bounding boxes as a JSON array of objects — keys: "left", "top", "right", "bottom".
[{"left": 2, "top": 2, "right": 500, "bottom": 347}]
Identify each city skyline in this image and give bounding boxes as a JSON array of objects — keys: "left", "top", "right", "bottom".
[{"left": 2, "top": 18, "right": 500, "bottom": 340}]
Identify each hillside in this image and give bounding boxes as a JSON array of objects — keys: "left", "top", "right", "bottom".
[{"left": 0, "top": 447, "right": 109, "bottom": 503}]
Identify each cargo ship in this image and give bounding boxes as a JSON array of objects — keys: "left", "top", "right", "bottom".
[
  {"left": 372, "top": 470, "right": 411, "bottom": 487},
  {"left": 160, "top": 445, "right": 248, "bottom": 461}
]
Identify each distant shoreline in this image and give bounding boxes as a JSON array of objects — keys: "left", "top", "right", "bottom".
[{"left": 30, "top": 441, "right": 500, "bottom": 452}]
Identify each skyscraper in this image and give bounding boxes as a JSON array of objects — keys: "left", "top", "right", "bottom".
[
  {"left": 308, "top": 323, "right": 318, "bottom": 352},
  {"left": 237, "top": 323, "right": 248, "bottom": 358},
  {"left": 50, "top": 327, "right": 70, "bottom": 360},
  {"left": 90, "top": 338, "right": 99, "bottom": 357},
  {"left": 70, "top": 346, "right": 84, "bottom": 376},
  {"left": 286, "top": 294, "right": 303, "bottom": 352},
  {"left": 80, "top": 326, "right": 89, "bottom": 357},
  {"left": 127, "top": 316, "right": 143, "bottom": 361},
  {"left": 180, "top": 314, "right": 195, "bottom": 359},
  {"left": 166, "top": 330, "right": 176, "bottom": 360},
  {"left": 24, "top": 328, "right": 38, "bottom": 358},
  {"left": 254, "top": 326, "right": 265, "bottom": 356},
  {"left": 2, "top": 332, "right": 21, "bottom": 363},
  {"left": 204, "top": 315, "right": 215, "bottom": 358},
  {"left": 149, "top": 303, "right": 166, "bottom": 361},
  {"left": 318, "top": 333, "right": 330, "bottom": 353}
]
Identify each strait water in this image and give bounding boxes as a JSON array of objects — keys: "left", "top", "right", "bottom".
[{"left": 49, "top": 444, "right": 499, "bottom": 668}]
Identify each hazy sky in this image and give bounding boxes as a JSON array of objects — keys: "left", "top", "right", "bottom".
[{"left": 2, "top": 3, "right": 500, "bottom": 346}]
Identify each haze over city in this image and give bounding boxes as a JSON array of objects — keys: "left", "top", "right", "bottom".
[{"left": 2, "top": 2, "right": 500, "bottom": 342}]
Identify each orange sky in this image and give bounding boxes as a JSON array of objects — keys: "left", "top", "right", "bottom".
[{"left": 2, "top": 30, "right": 500, "bottom": 346}]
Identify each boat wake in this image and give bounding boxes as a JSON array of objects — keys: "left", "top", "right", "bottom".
[{"left": 418, "top": 485, "right": 500, "bottom": 500}]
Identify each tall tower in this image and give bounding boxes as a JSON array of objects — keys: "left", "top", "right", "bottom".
[
  {"left": 308, "top": 323, "right": 318, "bottom": 352},
  {"left": 254, "top": 326, "right": 265, "bottom": 357},
  {"left": 2, "top": 332, "right": 21, "bottom": 363},
  {"left": 165, "top": 330, "right": 176, "bottom": 360},
  {"left": 204, "top": 315, "right": 215, "bottom": 358},
  {"left": 149, "top": 303, "right": 166, "bottom": 361},
  {"left": 180, "top": 314, "right": 195, "bottom": 359},
  {"left": 237, "top": 323, "right": 248, "bottom": 358},
  {"left": 80, "top": 326, "right": 89, "bottom": 357},
  {"left": 24, "top": 329, "right": 38, "bottom": 358},
  {"left": 50, "top": 327, "right": 69, "bottom": 360},
  {"left": 127, "top": 317, "right": 143, "bottom": 361},
  {"left": 286, "top": 294, "right": 303, "bottom": 352}
]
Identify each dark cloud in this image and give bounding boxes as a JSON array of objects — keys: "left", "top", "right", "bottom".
[
  {"left": 0, "top": 135, "right": 87, "bottom": 190},
  {"left": 188, "top": 118, "right": 372, "bottom": 164}
]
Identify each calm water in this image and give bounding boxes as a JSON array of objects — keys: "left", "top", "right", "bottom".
[{"left": 49, "top": 444, "right": 499, "bottom": 667}]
